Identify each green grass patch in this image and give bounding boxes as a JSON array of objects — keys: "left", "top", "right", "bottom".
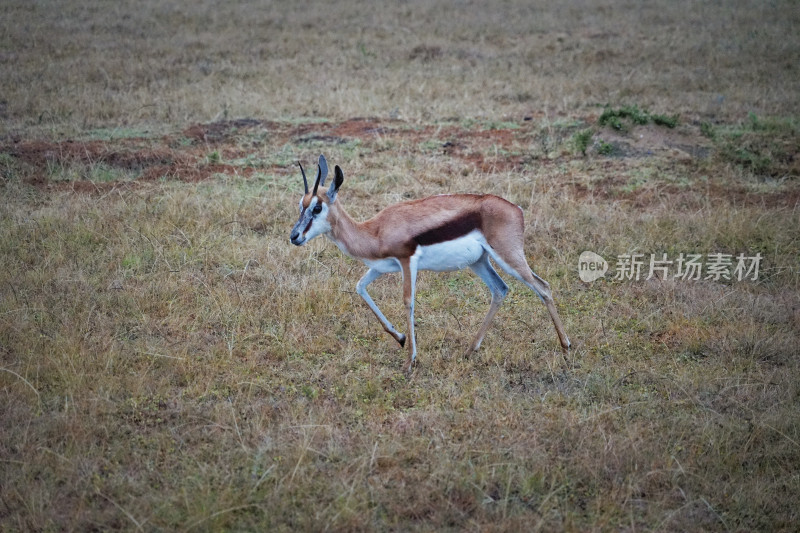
[
  {"left": 710, "top": 113, "right": 799, "bottom": 178},
  {"left": 599, "top": 105, "right": 679, "bottom": 131}
]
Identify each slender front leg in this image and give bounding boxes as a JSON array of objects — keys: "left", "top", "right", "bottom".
[
  {"left": 356, "top": 268, "right": 406, "bottom": 347},
  {"left": 399, "top": 255, "right": 419, "bottom": 373}
]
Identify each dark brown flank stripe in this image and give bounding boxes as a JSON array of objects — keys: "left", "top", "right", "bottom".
[{"left": 413, "top": 211, "right": 482, "bottom": 246}]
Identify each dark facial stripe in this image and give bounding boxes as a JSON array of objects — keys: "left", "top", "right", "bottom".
[{"left": 414, "top": 211, "right": 481, "bottom": 246}]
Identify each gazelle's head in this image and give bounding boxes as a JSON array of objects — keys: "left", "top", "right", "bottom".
[{"left": 290, "top": 154, "right": 344, "bottom": 246}]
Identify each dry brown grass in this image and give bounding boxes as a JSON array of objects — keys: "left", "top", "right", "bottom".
[
  {"left": 1, "top": 0, "right": 799, "bottom": 531},
  {"left": 1, "top": 0, "right": 798, "bottom": 136}
]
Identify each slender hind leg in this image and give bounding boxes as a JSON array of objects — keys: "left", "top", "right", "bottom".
[
  {"left": 489, "top": 249, "right": 571, "bottom": 352},
  {"left": 466, "top": 253, "right": 509, "bottom": 355},
  {"left": 525, "top": 270, "right": 571, "bottom": 352}
]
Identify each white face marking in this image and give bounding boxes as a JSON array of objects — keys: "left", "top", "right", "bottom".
[
  {"left": 305, "top": 198, "right": 330, "bottom": 240},
  {"left": 291, "top": 196, "right": 331, "bottom": 245}
]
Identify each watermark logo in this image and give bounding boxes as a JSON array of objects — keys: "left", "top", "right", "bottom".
[
  {"left": 578, "top": 251, "right": 609, "bottom": 282},
  {"left": 578, "top": 251, "right": 762, "bottom": 282}
]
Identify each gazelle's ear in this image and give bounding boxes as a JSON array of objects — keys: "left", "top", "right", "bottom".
[
  {"left": 327, "top": 165, "right": 345, "bottom": 203},
  {"left": 318, "top": 154, "right": 329, "bottom": 186}
]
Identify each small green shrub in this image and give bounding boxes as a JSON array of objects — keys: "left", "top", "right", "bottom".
[
  {"left": 597, "top": 140, "right": 616, "bottom": 155},
  {"left": 651, "top": 114, "right": 678, "bottom": 128},
  {"left": 572, "top": 128, "right": 594, "bottom": 156}
]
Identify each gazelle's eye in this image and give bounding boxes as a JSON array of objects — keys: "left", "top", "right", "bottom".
[{"left": 312, "top": 204, "right": 323, "bottom": 215}]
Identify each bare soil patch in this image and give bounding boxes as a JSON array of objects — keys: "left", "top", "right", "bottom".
[
  {"left": 596, "top": 124, "right": 714, "bottom": 160},
  {"left": 4, "top": 116, "right": 795, "bottom": 209}
]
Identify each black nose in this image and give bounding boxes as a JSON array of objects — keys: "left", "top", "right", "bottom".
[{"left": 290, "top": 230, "right": 301, "bottom": 244}]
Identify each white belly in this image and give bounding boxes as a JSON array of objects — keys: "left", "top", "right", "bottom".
[
  {"left": 359, "top": 231, "right": 488, "bottom": 273},
  {"left": 416, "top": 231, "right": 487, "bottom": 272}
]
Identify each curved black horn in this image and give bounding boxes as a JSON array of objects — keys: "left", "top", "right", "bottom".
[
  {"left": 312, "top": 159, "right": 323, "bottom": 196},
  {"left": 298, "top": 162, "right": 309, "bottom": 194}
]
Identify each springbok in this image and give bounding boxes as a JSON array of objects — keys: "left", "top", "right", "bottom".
[{"left": 290, "top": 155, "right": 571, "bottom": 372}]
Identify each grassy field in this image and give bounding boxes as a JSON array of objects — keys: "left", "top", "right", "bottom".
[{"left": 2, "top": 1, "right": 799, "bottom": 531}]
